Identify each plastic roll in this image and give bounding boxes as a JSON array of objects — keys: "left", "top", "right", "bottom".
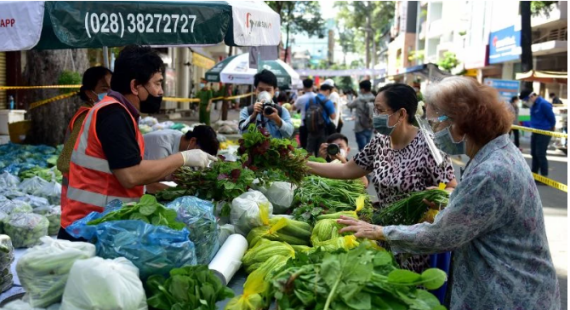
[{"left": 208, "top": 234, "right": 248, "bottom": 285}]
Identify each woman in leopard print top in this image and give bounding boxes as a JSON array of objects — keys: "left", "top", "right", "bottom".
[{"left": 307, "top": 83, "right": 457, "bottom": 273}]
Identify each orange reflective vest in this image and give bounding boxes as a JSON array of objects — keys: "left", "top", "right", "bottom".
[
  {"left": 61, "top": 106, "right": 92, "bottom": 215},
  {"left": 62, "top": 97, "right": 145, "bottom": 228}
]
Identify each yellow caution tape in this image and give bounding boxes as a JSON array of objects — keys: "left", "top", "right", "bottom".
[
  {"left": 0, "top": 85, "right": 81, "bottom": 90},
  {"left": 511, "top": 125, "right": 568, "bottom": 138},
  {"left": 211, "top": 92, "right": 254, "bottom": 101},
  {"left": 533, "top": 173, "right": 567, "bottom": 192},
  {"left": 29, "top": 92, "right": 79, "bottom": 110},
  {"left": 163, "top": 97, "right": 200, "bottom": 103}
]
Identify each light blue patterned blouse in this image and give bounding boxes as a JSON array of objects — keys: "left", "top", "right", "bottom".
[{"left": 383, "top": 134, "right": 560, "bottom": 310}]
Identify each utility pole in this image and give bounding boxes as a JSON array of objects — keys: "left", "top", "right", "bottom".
[{"left": 520, "top": 1, "right": 533, "bottom": 90}]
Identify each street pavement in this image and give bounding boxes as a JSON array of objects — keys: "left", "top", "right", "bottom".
[{"left": 165, "top": 106, "right": 568, "bottom": 307}]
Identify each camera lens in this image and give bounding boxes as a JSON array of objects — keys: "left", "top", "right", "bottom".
[
  {"left": 327, "top": 144, "right": 340, "bottom": 156},
  {"left": 264, "top": 106, "right": 274, "bottom": 115}
]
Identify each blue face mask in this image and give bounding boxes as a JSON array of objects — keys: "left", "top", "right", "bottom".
[
  {"left": 373, "top": 112, "right": 400, "bottom": 136},
  {"left": 92, "top": 91, "right": 106, "bottom": 103},
  {"left": 434, "top": 125, "right": 466, "bottom": 155}
]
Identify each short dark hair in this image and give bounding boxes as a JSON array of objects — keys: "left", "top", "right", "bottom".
[
  {"left": 320, "top": 84, "right": 333, "bottom": 92},
  {"left": 326, "top": 133, "right": 349, "bottom": 145},
  {"left": 254, "top": 69, "right": 277, "bottom": 88},
  {"left": 510, "top": 96, "right": 519, "bottom": 103},
  {"left": 110, "top": 45, "right": 164, "bottom": 94},
  {"left": 519, "top": 89, "right": 534, "bottom": 100},
  {"left": 359, "top": 80, "right": 372, "bottom": 92},
  {"left": 79, "top": 66, "right": 112, "bottom": 102},
  {"left": 303, "top": 78, "right": 314, "bottom": 89},
  {"left": 185, "top": 125, "right": 219, "bottom": 156},
  {"left": 549, "top": 92, "right": 556, "bottom": 97},
  {"left": 378, "top": 83, "right": 418, "bottom": 124}
]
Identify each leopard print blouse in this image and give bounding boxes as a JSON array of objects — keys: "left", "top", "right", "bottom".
[{"left": 354, "top": 130, "right": 456, "bottom": 209}]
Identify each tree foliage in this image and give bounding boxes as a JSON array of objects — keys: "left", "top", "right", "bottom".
[
  {"left": 437, "top": 52, "right": 459, "bottom": 71},
  {"left": 266, "top": 1, "right": 325, "bottom": 62},
  {"left": 530, "top": 1, "right": 557, "bottom": 17},
  {"left": 335, "top": 1, "right": 395, "bottom": 66}
]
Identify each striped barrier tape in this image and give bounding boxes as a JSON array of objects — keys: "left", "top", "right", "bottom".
[
  {"left": 29, "top": 92, "right": 79, "bottom": 110},
  {"left": 0, "top": 85, "right": 81, "bottom": 90},
  {"left": 511, "top": 125, "right": 567, "bottom": 139},
  {"left": 533, "top": 173, "right": 567, "bottom": 192},
  {"left": 163, "top": 97, "right": 200, "bottom": 103}
]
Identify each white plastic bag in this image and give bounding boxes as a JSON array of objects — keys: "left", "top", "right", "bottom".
[
  {"left": 230, "top": 190, "right": 273, "bottom": 236},
  {"left": 262, "top": 182, "right": 296, "bottom": 214},
  {"left": 61, "top": 257, "right": 147, "bottom": 310},
  {"left": 17, "top": 237, "right": 95, "bottom": 308},
  {"left": 1, "top": 300, "right": 61, "bottom": 310}
]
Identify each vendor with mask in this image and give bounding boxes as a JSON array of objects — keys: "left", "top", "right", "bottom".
[
  {"left": 58, "top": 66, "right": 112, "bottom": 218},
  {"left": 306, "top": 83, "right": 457, "bottom": 273},
  {"left": 59, "top": 45, "right": 217, "bottom": 241},
  {"left": 143, "top": 125, "right": 220, "bottom": 193}
]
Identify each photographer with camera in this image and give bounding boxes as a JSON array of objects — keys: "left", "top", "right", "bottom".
[
  {"left": 318, "top": 133, "right": 369, "bottom": 187},
  {"left": 239, "top": 70, "right": 294, "bottom": 139}
]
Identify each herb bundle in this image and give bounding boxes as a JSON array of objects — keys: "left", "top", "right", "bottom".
[
  {"left": 292, "top": 176, "right": 374, "bottom": 225},
  {"left": 87, "top": 195, "right": 185, "bottom": 231},
  {"left": 271, "top": 245, "right": 447, "bottom": 310},
  {"left": 239, "top": 124, "right": 308, "bottom": 184},
  {"left": 157, "top": 161, "right": 256, "bottom": 216},
  {"left": 372, "top": 189, "right": 449, "bottom": 226}
]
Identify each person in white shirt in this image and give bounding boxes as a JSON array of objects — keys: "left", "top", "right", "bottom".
[
  {"left": 322, "top": 79, "right": 341, "bottom": 132},
  {"left": 143, "top": 126, "right": 219, "bottom": 193}
]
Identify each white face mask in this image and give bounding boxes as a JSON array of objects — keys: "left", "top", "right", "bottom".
[{"left": 339, "top": 148, "right": 347, "bottom": 158}]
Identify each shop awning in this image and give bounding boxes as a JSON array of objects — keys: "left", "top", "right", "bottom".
[
  {"left": 0, "top": 1, "right": 281, "bottom": 51},
  {"left": 516, "top": 70, "right": 567, "bottom": 84}
]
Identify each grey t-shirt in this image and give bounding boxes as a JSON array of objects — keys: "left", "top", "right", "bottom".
[
  {"left": 347, "top": 93, "right": 376, "bottom": 132},
  {"left": 143, "top": 129, "right": 183, "bottom": 160}
]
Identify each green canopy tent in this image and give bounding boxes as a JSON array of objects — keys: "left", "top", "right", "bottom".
[
  {"left": 205, "top": 53, "right": 301, "bottom": 88},
  {"left": 0, "top": 1, "right": 281, "bottom": 51}
]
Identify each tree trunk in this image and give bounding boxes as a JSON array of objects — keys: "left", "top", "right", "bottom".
[
  {"left": 283, "top": 4, "right": 292, "bottom": 63},
  {"left": 23, "top": 49, "right": 89, "bottom": 146},
  {"left": 520, "top": 1, "right": 533, "bottom": 90}
]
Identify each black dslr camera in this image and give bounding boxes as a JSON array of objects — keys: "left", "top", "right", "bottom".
[
  {"left": 263, "top": 102, "right": 277, "bottom": 115},
  {"left": 327, "top": 143, "right": 340, "bottom": 156}
]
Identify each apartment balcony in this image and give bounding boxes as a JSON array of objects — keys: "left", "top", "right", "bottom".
[
  {"left": 419, "top": 21, "right": 427, "bottom": 40},
  {"left": 427, "top": 19, "right": 443, "bottom": 39},
  {"left": 532, "top": 40, "right": 568, "bottom": 56},
  {"left": 532, "top": 1, "right": 567, "bottom": 29}
]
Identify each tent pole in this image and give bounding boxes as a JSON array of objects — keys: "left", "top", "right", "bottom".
[{"left": 103, "top": 47, "right": 110, "bottom": 68}]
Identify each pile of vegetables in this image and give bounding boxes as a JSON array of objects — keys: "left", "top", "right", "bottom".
[
  {"left": 292, "top": 176, "right": 373, "bottom": 225},
  {"left": 0, "top": 143, "right": 62, "bottom": 177},
  {"left": 0, "top": 235, "right": 14, "bottom": 293},
  {"left": 372, "top": 189, "right": 450, "bottom": 226},
  {"left": 239, "top": 124, "right": 308, "bottom": 184},
  {"left": 87, "top": 195, "right": 185, "bottom": 231},
  {"left": 158, "top": 161, "right": 256, "bottom": 216},
  {"left": 246, "top": 215, "right": 312, "bottom": 248},
  {"left": 146, "top": 265, "right": 234, "bottom": 310},
  {"left": 19, "top": 167, "right": 62, "bottom": 183},
  {"left": 271, "top": 245, "right": 447, "bottom": 310}
]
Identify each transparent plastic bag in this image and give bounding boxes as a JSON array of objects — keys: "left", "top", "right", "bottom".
[
  {"left": 17, "top": 237, "right": 96, "bottom": 308},
  {"left": 166, "top": 196, "right": 220, "bottom": 265},
  {"left": 0, "top": 235, "right": 14, "bottom": 270},
  {"left": 61, "top": 257, "right": 147, "bottom": 310},
  {"left": 35, "top": 182, "right": 62, "bottom": 205},
  {"left": 0, "top": 212, "right": 9, "bottom": 234},
  {"left": 0, "top": 200, "right": 33, "bottom": 215},
  {"left": 4, "top": 213, "right": 48, "bottom": 248},
  {"left": 0, "top": 189, "right": 26, "bottom": 200},
  {"left": 1, "top": 300, "right": 61, "bottom": 310},
  {"left": 230, "top": 191, "right": 273, "bottom": 236},
  {"left": 93, "top": 220, "right": 197, "bottom": 279},
  {"left": 218, "top": 224, "right": 236, "bottom": 245},
  {"left": 34, "top": 205, "right": 61, "bottom": 236},
  {"left": 0, "top": 172, "right": 20, "bottom": 188},
  {"left": 18, "top": 177, "right": 50, "bottom": 196},
  {"left": 13, "top": 195, "right": 50, "bottom": 210}
]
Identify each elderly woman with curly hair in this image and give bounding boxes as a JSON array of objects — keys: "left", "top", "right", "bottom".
[{"left": 338, "top": 76, "right": 560, "bottom": 310}]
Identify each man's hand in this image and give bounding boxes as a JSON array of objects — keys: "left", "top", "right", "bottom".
[
  {"left": 331, "top": 153, "right": 348, "bottom": 163},
  {"left": 318, "top": 143, "right": 329, "bottom": 159},
  {"left": 251, "top": 102, "right": 263, "bottom": 117},
  {"left": 180, "top": 149, "right": 218, "bottom": 168},
  {"left": 264, "top": 107, "right": 283, "bottom": 127}
]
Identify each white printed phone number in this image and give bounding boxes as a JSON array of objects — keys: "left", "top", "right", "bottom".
[{"left": 85, "top": 12, "right": 197, "bottom": 38}]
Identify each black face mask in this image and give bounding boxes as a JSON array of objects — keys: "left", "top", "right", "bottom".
[{"left": 139, "top": 86, "right": 163, "bottom": 114}]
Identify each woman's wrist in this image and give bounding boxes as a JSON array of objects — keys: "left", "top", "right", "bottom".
[{"left": 374, "top": 225, "right": 385, "bottom": 240}]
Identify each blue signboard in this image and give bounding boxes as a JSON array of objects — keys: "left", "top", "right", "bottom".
[
  {"left": 488, "top": 25, "right": 521, "bottom": 64},
  {"left": 484, "top": 78, "right": 521, "bottom": 103}
]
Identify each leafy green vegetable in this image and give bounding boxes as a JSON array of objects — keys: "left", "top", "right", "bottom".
[
  {"left": 158, "top": 161, "right": 256, "bottom": 217},
  {"left": 239, "top": 124, "right": 308, "bottom": 184},
  {"left": 19, "top": 167, "right": 62, "bottom": 183},
  {"left": 372, "top": 189, "right": 449, "bottom": 226},
  {"left": 146, "top": 265, "right": 234, "bottom": 310},
  {"left": 271, "top": 245, "right": 447, "bottom": 310},
  {"left": 292, "top": 176, "right": 374, "bottom": 225},
  {"left": 308, "top": 156, "right": 327, "bottom": 163},
  {"left": 87, "top": 195, "right": 185, "bottom": 231}
]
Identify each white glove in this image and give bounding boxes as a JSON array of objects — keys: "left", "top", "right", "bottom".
[{"left": 180, "top": 149, "right": 218, "bottom": 168}]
